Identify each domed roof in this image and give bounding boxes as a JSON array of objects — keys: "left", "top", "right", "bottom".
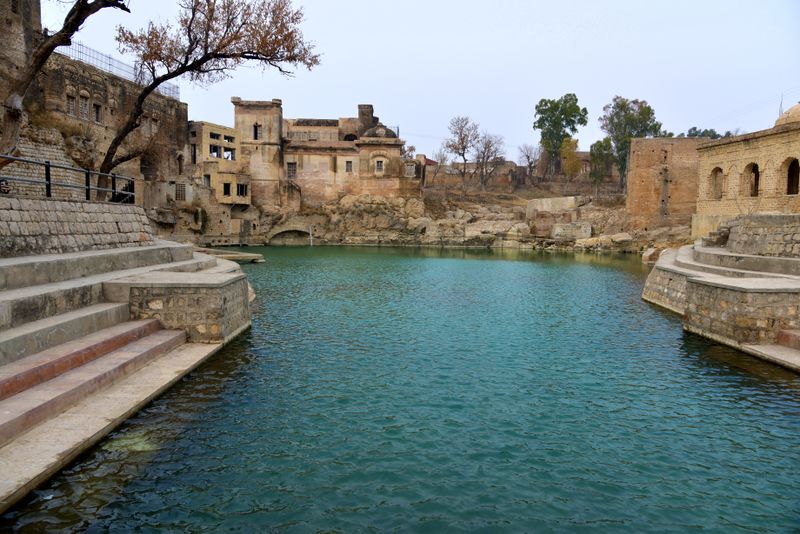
[
  {"left": 362, "top": 124, "right": 398, "bottom": 138},
  {"left": 775, "top": 103, "right": 800, "bottom": 127}
]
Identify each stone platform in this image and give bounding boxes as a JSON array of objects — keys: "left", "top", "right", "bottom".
[{"left": 642, "top": 215, "right": 800, "bottom": 372}]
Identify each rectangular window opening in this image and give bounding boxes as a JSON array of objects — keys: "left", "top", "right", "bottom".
[
  {"left": 224, "top": 135, "right": 235, "bottom": 143},
  {"left": 203, "top": 174, "right": 211, "bottom": 187},
  {"left": 237, "top": 183, "right": 248, "bottom": 196},
  {"left": 376, "top": 160, "right": 384, "bottom": 172},
  {"left": 345, "top": 160, "right": 353, "bottom": 173},
  {"left": 175, "top": 183, "right": 186, "bottom": 201},
  {"left": 79, "top": 96, "right": 89, "bottom": 120},
  {"left": 253, "top": 124, "right": 262, "bottom": 140},
  {"left": 209, "top": 145, "right": 221, "bottom": 158},
  {"left": 191, "top": 144, "right": 197, "bottom": 164},
  {"left": 287, "top": 162, "right": 297, "bottom": 179},
  {"left": 93, "top": 104, "right": 102, "bottom": 123},
  {"left": 210, "top": 132, "right": 221, "bottom": 140},
  {"left": 66, "top": 96, "right": 76, "bottom": 116},
  {"left": 223, "top": 183, "right": 231, "bottom": 196},
  {"left": 223, "top": 147, "right": 236, "bottom": 161}
]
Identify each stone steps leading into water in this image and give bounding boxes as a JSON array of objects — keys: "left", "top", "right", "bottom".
[
  {"left": 0, "top": 329, "right": 186, "bottom": 450},
  {"left": 0, "top": 341, "right": 221, "bottom": 514},
  {"left": 0, "top": 255, "right": 217, "bottom": 331},
  {"left": 0, "top": 241, "right": 194, "bottom": 291},
  {"left": 0, "top": 319, "right": 160, "bottom": 400},
  {"left": 0, "top": 303, "right": 130, "bottom": 366}
]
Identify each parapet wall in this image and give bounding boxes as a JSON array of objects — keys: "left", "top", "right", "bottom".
[
  {"left": 727, "top": 214, "right": 800, "bottom": 257},
  {"left": 0, "top": 197, "right": 154, "bottom": 257}
]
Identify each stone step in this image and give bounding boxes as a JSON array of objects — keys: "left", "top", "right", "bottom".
[
  {"left": 777, "top": 330, "right": 800, "bottom": 351},
  {"left": 739, "top": 343, "right": 800, "bottom": 374},
  {"left": 693, "top": 245, "right": 800, "bottom": 277},
  {"left": 0, "top": 241, "right": 194, "bottom": 291},
  {"left": 197, "top": 257, "right": 244, "bottom": 274},
  {"left": 0, "top": 329, "right": 185, "bottom": 449},
  {"left": 0, "top": 341, "right": 221, "bottom": 514},
  {"left": 0, "top": 303, "right": 129, "bottom": 366},
  {"left": 0, "top": 319, "right": 160, "bottom": 401},
  {"left": 0, "top": 255, "right": 215, "bottom": 330},
  {"left": 674, "top": 246, "right": 798, "bottom": 280}
]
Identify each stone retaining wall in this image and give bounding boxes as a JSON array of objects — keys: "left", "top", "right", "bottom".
[
  {"left": 727, "top": 214, "right": 800, "bottom": 257},
  {"left": 128, "top": 274, "right": 251, "bottom": 343},
  {"left": 0, "top": 197, "right": 154, "bottom": 257},
  {"left": 684, "top": 280, "right": 800, "bottom": 345},
  {"left": 641, "top": 265, "right": 688, "bottom": 314}
]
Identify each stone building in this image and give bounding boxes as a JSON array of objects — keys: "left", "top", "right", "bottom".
[
  {"left": 229, "top": 98, "right": 417, "bottom": 207},
  {"left": 625, "top": 137, "right": 706, "bottom": 229},
  {"left": 692, "top": 104, "right": 800, "bottom": 237}
]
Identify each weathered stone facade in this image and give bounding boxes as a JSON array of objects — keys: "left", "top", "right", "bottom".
[
  {"left": 0, "top": 197, "right": 154, "bottom": 257},
  {"left": 693, "top": 105, "right": 800, "bottom": 238},
  {"left": 626, "top": 137, "right": 705, "bottom": 230}
]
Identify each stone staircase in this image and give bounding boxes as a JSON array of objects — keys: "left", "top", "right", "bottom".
[
  {"left": 643, "top": 235, "right": 800, "bottom": 373},
  {"left": 0, "top": 240, "right": 252, "bottom": 512}
]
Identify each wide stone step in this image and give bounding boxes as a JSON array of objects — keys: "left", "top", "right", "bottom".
[
  {"left": 0, "top": 329, "right": 185, "bottom": 449},
  {"left": 777, "top": 330, "right": 800, "bottom": 351},
  {"left": 0, "top": 341, "right": 221, "bottom": 514},
  {"left": 693, "top": 245, "right": 800, "bottom": 276},
  {"left": 740, "top": 343, "right": 800, "bottom": 374},
  {"left": 674, "top": 246, "right": 798, "bottom": 280},
  {"left": 0, "top": 241, "right": 194, "bottom": 291},
  {"left": 0, "top": 319, "right": 160, "bottom": 401},
  {"left": 0, "top": 255, "right": 216, "bottom": 330},
  {"left": 0, "top": 303, "right": 129, "bottom": 366}
]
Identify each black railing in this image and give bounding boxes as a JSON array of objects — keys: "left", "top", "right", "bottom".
[{"left": 0, "top": 155, "right": 136, "bottom": 203}]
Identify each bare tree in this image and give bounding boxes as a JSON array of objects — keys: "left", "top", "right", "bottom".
[
  {"left": 444, "top": 116, "right": 479, "bottom": 190},
  {"left": 426, "top": 144, "right": 449, "bottom": 188},
  {"left": 99, "top": 0, "right": 319, "bottom": 186},
  {"left": 1, "top": 0, "right": 131, "bottom": 168},
  {"left": 517, "top": 143, "right": 540, "bottom": 184},
  {"left": 401, "top": 143, "right": 416, "bottom": 160},
  {"left": 472, "top": 133, "right": 504, "bottom": 190}
]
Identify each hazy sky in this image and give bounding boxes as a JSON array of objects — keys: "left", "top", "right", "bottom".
[{"left": 42, "top": 0, "right": 800, "bottom": 159}]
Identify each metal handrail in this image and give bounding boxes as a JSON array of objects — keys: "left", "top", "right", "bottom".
[{"left": 0, "top": 154, "right": 136, "bottom": 203}]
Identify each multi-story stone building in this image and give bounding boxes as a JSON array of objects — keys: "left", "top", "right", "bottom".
[{"left": 692, "top": 104, "right": 800, "bottom": 237}]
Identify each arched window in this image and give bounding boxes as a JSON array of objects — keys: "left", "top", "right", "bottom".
[
  {"left": 787, "top": 158, "right": 799, "bottom": 195},
  {"left": 343, "top": 134, "right": 358, "bottom": 141},
  {"left": 743, "top": 163, "right": 760, "bottom": 197},
  {"left": 710, "top": 167, "right": 724, "bottom": 199}
]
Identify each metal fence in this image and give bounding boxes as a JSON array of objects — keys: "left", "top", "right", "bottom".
[
  {"left": 56, "top": 40, "right": 180, "bottom": 100},
  {"left": 0, "top": 155, "right": 136, "bottom": 203}
]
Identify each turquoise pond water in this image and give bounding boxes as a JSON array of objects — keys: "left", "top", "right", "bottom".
[{"left": 3, "top": 247, "right": 800, "bottom": 532}]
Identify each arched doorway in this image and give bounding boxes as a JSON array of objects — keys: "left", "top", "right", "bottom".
[
  {"left": 710, "top": 167, "right": 724, "bottom": 199},
  {"left": 787, "top": 158, "right": 799, "bottom": 195},
  {"left": 743, "top": 163, "right": 760, "bottom": 197}
]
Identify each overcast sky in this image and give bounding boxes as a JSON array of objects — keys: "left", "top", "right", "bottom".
[{"left": 42, "top": 0, "right": 800, "bottom": 159}]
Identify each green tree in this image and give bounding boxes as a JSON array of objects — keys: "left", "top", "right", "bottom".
[
  {"left": 598, "top": 96, "right": 663, "bottom": 189},
  {"left": 559, "top": 137, "right": 580, "bottom": 178},
  {"left": 532, "top": 93, "right": 588, "bottom": 177},
  {"left": 589, "top": 137, "right": 614, "bottom": 191}
]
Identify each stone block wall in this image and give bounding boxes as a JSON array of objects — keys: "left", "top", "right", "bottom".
[
  {"left": 726, "top": 214, "right": 800, "bottom": 257},
  {"left": 128, "top": 274, "right": 251, "bottom": 343},
  {"left": 0, "top": 198, "right": 154, "bottom": 257},
  {"left": 684, "top": 280, "right": 800, "bottom": 345},
  {"left": 641, "top": 265, "right": 688, "bottom": 314}
]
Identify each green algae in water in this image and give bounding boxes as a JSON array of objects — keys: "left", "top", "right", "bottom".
[{"left": 3, "top": 247, "right": 800, "bottom": 532}]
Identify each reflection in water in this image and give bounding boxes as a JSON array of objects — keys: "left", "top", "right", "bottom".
[{"left": 3, "top": 247, "right": 799, "bottom": 532}]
